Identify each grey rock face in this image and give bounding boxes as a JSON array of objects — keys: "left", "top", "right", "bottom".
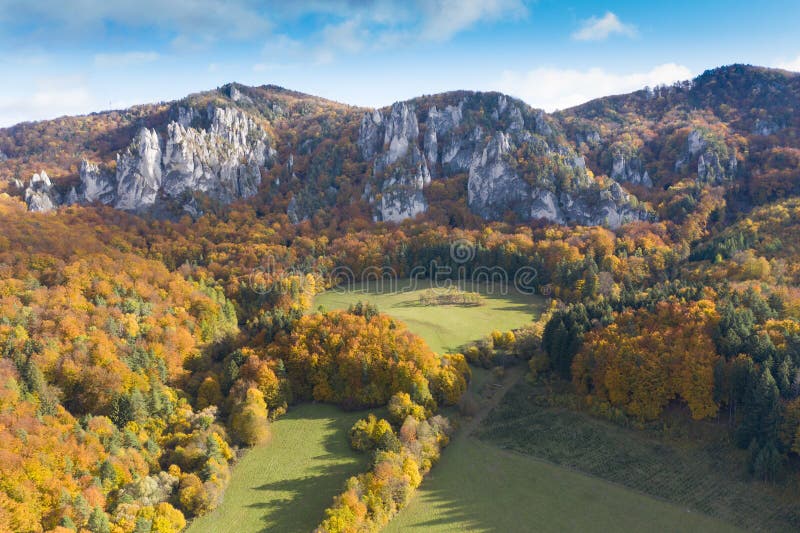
[
  {"left": 379, "top": 187, "right": 427, "bottom": 223},
  {"left": 357, "top": 93, "right": 647, "bottom": 228},
  {"left": 376, "top": 147, "right": 430, "bottom": 222},
  {"left": 380, "top": 103, "right": 420, "bottom": 168},
  {"left": 529, "top": 189, "right": 564, "bottom": 223},
  {"left": 0, "top": 150, "right": 7, "bottom": 162},
  {"left": 467, "top": 131, "right": 529, "bottom": 219},
  {"left": 358, "top": 110, "right": 384, "bottom": 160},
  {"left": 753, "top": 118, "right": 779, "bottom": 136},
  {"left": 566, "top": 182, "right": 644, "bottom": 229},
  {"left": 24, "top": 171, "right": 59, "bottom": 212},
  {"left": 687, "top": 129, "right": 705, "bottom": 157},
  {"left": 675, "top": 129, "right": 737, "bottom": 184},
  {"left": 228, "top": 85, "right": 252, "bottom": 104},
  {"left": 611, "top": 150, "right": 652, "bottom": 186},
  {"left": 115, "top": 128, "right": 163, "bottom": 210},
  {"left": 424, "top": 103, "right": 464, "bottom": 176},
  {"left": 29, "top": 105, "right": 276, "bottom": 213},
  {"left": 575, "top": 130, "right": 601, "bottom": 148},
  {"left": 161, "top": 106, "right": 272, "bottom": 203},
  {"left": 465, "top": 131, "right": 643, "bottom": 229},
  {"left": 441, "top": 125, "right": 483, "bottom": 174},
  {"left": 79, "top": 160, "right": 116, "bottom": 204},
  {"left": 176, "top": 106, "right": 199, "bottom": 128},
  {"left": 532, "top": 110, "right": 553, "bottom": 137},
  {"left": 697, "top": 150, "right": 737, "bottom": 184},
  {"left": 362, "top": 102, "right": 433, "bottom": 222},
  {"left": 287, "top": 196, "right": 302, "bottom": 224}
]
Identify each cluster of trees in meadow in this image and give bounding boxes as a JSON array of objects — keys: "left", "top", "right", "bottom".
[
  {"left": 270, "top": 308, "right": 469, "bottom": 410},
  {"left": 317, "top": 404, "right": 452, "bottom": 532},
  {"left": 417, "top": 287, "right": 482, "bottom": 307}
]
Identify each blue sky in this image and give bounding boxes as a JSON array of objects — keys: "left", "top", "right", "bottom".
[{"left": 0, "top": 0, "right": 799, "bottom": 126}]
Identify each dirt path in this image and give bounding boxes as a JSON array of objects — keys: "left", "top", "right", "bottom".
[{"left": 461, "top": 364, "right": 526, "bottom": 437}]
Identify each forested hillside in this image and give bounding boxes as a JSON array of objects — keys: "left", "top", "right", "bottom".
[{"left": 2, "top": 64, "right": 800, "bottom": 532}]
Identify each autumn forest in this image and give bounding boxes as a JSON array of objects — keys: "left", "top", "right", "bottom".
[{"left": 2, "top": 64, "right": 800, "bottom": 532}]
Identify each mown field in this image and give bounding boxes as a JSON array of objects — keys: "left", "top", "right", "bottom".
[
  {"left": 314, "top": 280, "right": 546, "bottom": 354},
  {"left": 186, "top": 404, "right": 371, "bottom": 533},
  {"left": 475, "top": 379, "right": 800, "bottom": 532},
  {"left": 384, "top": 436, "right": 736, "bottom": 533},
  {"left": 384, "top": 369, "right": 739, "bottom": 533}
]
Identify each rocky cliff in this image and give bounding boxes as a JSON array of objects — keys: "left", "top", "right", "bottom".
[
  {"left": 357, "top": 93, "right": 647, "bottom": 227},
  {"left": 674, "top": 129, "right": 738, "bottom": 184},
  {"left": 23, "top": 171, "right": 59, "bottom": 212},
  {"left": 24, "top": 104, "right": 275, "bottom": 214},
  {"left": 17, "top": 66, "right": 798, "bottom": 227}
]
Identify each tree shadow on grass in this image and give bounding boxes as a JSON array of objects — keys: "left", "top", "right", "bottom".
[
  {"left": 243, "top": 405, "right": 372, "bottom": 533},
  {"left": 248, "top": 465, "right": 358, "bottom": 533},
  {"left": 384, "top": 437, "right": 517, "bottom": 533}
]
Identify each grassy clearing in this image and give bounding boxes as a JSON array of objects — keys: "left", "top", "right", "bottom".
[
  {"left": 316, "top": 286, "right": 738, "bottom": 532},
  {"left": 186, "top": 404, "right": 371, "bottom": 533},
  {"left": 476, "top": 379, "right": 800, "bottom": 532},
  {"left": 385, "top": 436, "right": 736, "bottom": 533},
  {"left": 314, "top": 280, "right": 546, "bottom": 354},
  {"left": 387, "top": 368, "right": 737, "bottom": 533}
]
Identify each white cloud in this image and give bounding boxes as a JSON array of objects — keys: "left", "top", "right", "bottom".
[
  {"left": 315, "top": 18, "right": 370, "bottom": 63},
  {"left": 0, "top": 79, "right": 96, "bottom": 126},
  {"left": 94, "top": 51, "right": 160, "bottom": 68},
  {"left": 260, "top": 0, "right": 528, "bottom": 65},
  {"left": 0, "top": 0, "right": 272, "bottom": 41},
  {"left": 419, "top": 0, "right": 527, "bottom": 41},
  {"left": 572, "top": 12, "right": 636, "bottom": 41},
  {"left": 498, "top": 63, "right": 692, "bottom": 111},
  {"left": 775, "top": 54, "right": 800, "bottom": 72}
]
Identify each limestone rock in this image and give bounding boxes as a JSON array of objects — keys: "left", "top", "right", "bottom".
[
  {"left": 32, "top": 104, "right": 277, "bottom": 214},
  {"left": 675, "top": 129, "right": 737, "bottom": 184},
  {"left": 753, "top": 118, "right": 779, "bottom": 136},
  {"left": 24, "top": 171, "right": 58, "bottom": 212},
  {"left": 380, "top": 103, "right": 419, "bottom": 168},
  {"left": 611, "top": 150, "right": 652, "bottom": 186},
  {"left": 356, "top": 92, "right": 647, "bottom": 227},
  {"left": 161, "top": 106, "right": 272, "bottom": 203},
  {"left": 467, "top": 131, "right": 529, "bottom": 219},
  {"left": 357, "top": 110, "right": 384, "bottom": 160},
  {"left": 115, "top": 128, "right": 163, "bottom": 210},
  {"left": 79, "top": 160, "right": 116, "bottom": 204}
]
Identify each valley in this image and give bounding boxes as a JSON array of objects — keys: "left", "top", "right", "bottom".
[
  {"left": 312, "top": 285, "right": 741, "bottom": 532},
  {"left": 186, "top": 404, "right": 371, "bottom": 533},
  {"left": 2, "top": 62, "right": 800, "bottom": 533}
]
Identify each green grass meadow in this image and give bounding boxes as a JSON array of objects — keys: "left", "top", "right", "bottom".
[
  {"left": 384, "top": 437, "right": 736, "bottom": 533},
  {"left": 190, "top": 283, "right": 759, "bottom": 533},
  {"left": 474, "top": 380, "right": 800, "bottom": 532},
  {"left": 186, "top": 404, "right": 370, "bottom": 533},
  {"left": 314, "top": 280, "right": 546, "bottom": 354}
]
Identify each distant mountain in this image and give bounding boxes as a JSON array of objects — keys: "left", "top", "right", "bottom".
[{"left": 2, "top": 64, "right": 799, "bottom": 228}]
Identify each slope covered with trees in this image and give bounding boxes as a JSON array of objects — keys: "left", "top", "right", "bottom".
[{"left": 1, "top": 64, "right": 800, "bottom": 532}]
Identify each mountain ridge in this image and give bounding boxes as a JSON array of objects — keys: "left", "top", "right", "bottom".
[{"left": 2, "top": 64, "right": 798, "bottom": 229}]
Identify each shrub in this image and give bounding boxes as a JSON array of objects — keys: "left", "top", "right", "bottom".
[
  {"left": 229, "top": 388, "right": 270, "bottom": 446},
  {"left": 387, "top": 393, "right": 426, "bottom": 425},
  {"left": 349, "top": 415, "right": 394, "bottom": 452}
]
